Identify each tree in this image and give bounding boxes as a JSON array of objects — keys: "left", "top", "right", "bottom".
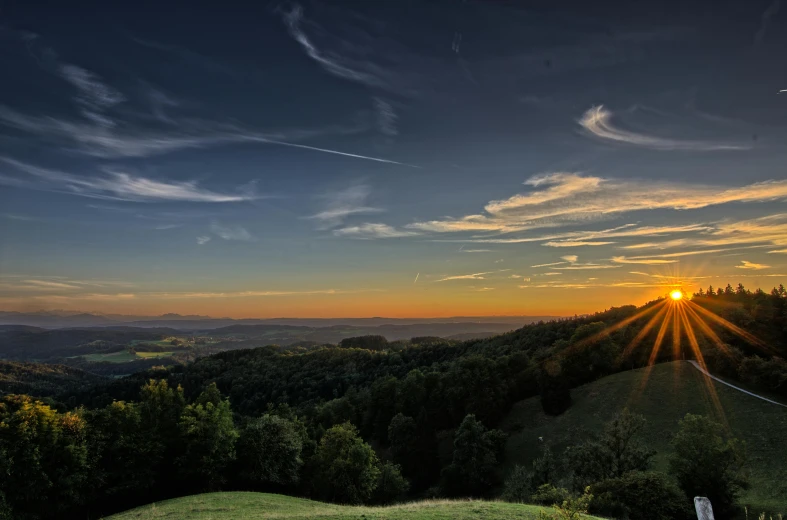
[
  {"left": 565, "top": 409, "right": 654, "bottom": 489},
  {"left": 669, "top": 414, "right": 748, "bottom": 517},
  {"left": 339, "top": 335, "right": 388, "bottom": 350},
  {"left": 0, "top": 395, "right": 90, "bottom": 519},
  {"left": 85, "top": 400, "right": 154, "bottom": 510},
  {"left": 388, "top": 413, "right": 438, "bottom": 490},
  {"left": 138, "top": 379, "right": 186, "bottom": 475},
  {"left": 176, "top": 383, "right": 238, "bottom": 490},
  {"left": 503, "top": 465, "right": 532, "bottom": 503},
  {"left": 236, "top": 414, "right": 303, "bottom": 488},
  {"left": 539, "top": 360, "right": 572, "bottom": 416},
  {"left": 441, "top": 414, "right": 505, "bottom": 496},
  {"left": 371, "top": 462, "right": 409, "bottom": 504},
  {"left": 531, "top": 444, "right": 557, "bottom": 488},
  {"left": 312, "top": 422, "right": 381, "bottom": 504}
]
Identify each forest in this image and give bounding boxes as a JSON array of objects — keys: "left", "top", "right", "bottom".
[{"left": 0, "top": 285, "right": 785, "bottom": 520}]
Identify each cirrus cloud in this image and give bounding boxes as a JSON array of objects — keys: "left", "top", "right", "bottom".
[{"left": 579, "top": 105, "right": 750, "bottom": 151}]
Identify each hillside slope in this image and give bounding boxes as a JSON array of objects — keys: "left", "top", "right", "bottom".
[
  {"left": 501, "top": 361, "right": 787, "bottom": 514},
  {"left": 103, "top": 492, "right": 603, "bottom": 519}
]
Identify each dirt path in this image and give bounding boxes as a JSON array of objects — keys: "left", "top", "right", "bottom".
[{"left": 687, "top": 360, "right": 787, "bottom": 408}]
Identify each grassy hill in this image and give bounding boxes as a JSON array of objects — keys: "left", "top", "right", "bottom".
[
  {"left": 500, "top": 361, "right": 787, "bottom": 515},
  {"left": 103, "top": 492, "right": 604, "bottom": 519}
]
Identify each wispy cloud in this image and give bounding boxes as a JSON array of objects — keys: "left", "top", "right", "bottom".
[
  {"left": 375, "top": 98, "right": 398, "bottom": 136},
  {"left": 579, "top": 106, "right": 750, "bottom": 151},
  {"left": 2, "top": 34, "right": 415, "bottom": 166},
  {"left": 59, "top": 64, "right": 125, "bottom": 125},
  {"left": 32, "top": 293, "right": 137, "bottom": 302},
  {"left": 622, "top": 214, "right": 787, "bottom": 252},
  {"left": 280, "top": 4, "right": 385, "bottom": 89},
  {"left": 22, "top": 279, "right": 81, "bottom": 290},
  {"left": 148, "top": 288, "right": 384, "bottom": 299},
  {"left": 306, "top": 185, "right": 383, "bottom": 228},
  {"left": 210, "top": 222, "right": 254, "bottom": 241},
  {"left": 755, "top": 0, "right": 781, "bottom": 45},
  {"left": 154, "top": 223, "right": 183, "bottom": 230},
  {"left": 612, "top": 248, "right": 732, "bottom": 265},
  {"left": 196, "top": 236, "right": 211, "bottom": 245},
  {"left": 0, "top": 158, "right": 258, "bottom": 202},
  {"left": 543, "top": 240, "right": 615, "bottom": 247},
  {"left": 0, "top": 104, "right": 413, "bottom": 165},
  {"left": 333, "top": 223, "right": 418, "bottom": 239},
  {"left": 553, "top": 264, "right": 621, "bottom": 270},
  {"left": 736, "top": 260, "right": 771, "bottom": 270},
  {"left": 532, "top": 261, "right": 566, "bottom": 268},
  {"left": 435, "top": 271, "right": 494, "bottom": 282},
  {"left": 406, "top": 173, "right": 786, "bottom": 235},
  {"left": 561, "top": 255, "right": 578, "bottom": 263},
  {"left": 0, "top": 275, "right": 135, "bottom": 294}
]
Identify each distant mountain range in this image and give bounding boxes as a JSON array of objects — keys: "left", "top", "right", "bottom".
[{"left": 0, "top": 310, "right": 561, "bottom": 330}]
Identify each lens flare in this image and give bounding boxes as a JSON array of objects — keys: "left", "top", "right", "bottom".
[{"left": 570, "top": 277, "right": 769, "bottom": 423}]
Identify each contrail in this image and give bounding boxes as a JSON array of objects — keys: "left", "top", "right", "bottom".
[
  {"left": 247, "top": 136, "right": 419, "bottom": 167},
  {"left": 413, "top": 272, "right": 420, "bottom": 284}
]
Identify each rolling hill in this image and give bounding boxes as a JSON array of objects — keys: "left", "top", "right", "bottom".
[
  {"left": 500, "top": 361, "right": 787, "bottom": 515},
  {"left": 102, "top": 492, "right": 604, "bottom": 520}
]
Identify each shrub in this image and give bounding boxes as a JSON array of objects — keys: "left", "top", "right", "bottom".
[
  {"left": 531, "top": 484, "right": 571, "bottom": 506},
  {"left": 537, "top": 487, "right": 593, "bottom": 520},
  {"left": 590, "top": 471, "right": 692, "bottom": 520}
]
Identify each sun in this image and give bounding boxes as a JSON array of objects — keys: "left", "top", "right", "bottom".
[{"left": 670, "top": 290, "right": 684, "bottom": 301}]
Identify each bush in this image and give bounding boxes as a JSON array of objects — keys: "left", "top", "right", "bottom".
[
  {"left": 537, "top": 487, "right": 592, "bottom": 520},
  {"left": 503, "top": 465, "right": 532, "bottom": 503},
  {"left": 589, "top": 471, "right": 692, "bottom": 520},
  {"left": 531, "top": 484, "right": 571, "bottom": 506}
]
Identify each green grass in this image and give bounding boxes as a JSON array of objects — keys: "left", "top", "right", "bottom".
[
  {"left": 501, "top": 361, "right": 787, "bottom": 515},
  {"left": 82, "top": 350, "right": 139, "bottom": 363},
  {"left": 82, "top": 350, "right": 174, "bottom": 363},
  {"left": 103, "top": 492, "right": 603, "bottom": 519},
  {"left": 135, "top": 351, "right": 173, "bottom": 359}
]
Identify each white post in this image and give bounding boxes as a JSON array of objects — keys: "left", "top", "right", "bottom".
[{"left": 694, "top": 497, "right": 715, "bottom": 520}]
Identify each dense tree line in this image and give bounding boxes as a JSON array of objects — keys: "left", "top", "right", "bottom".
[
  {"left": 0, "top": 361, "right": 105, "bottom": 397},
  {"left": 1, "top": 284, "right": 784, "bottom": 518}
]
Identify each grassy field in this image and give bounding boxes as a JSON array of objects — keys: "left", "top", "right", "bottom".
[
  {"left": 82, "top": 350, "right": 139, "bottom": 363},
  {"left": 501, "top": 361, "right": 787, "bottom": 515},
  {"left": 135, "top": 351, "right": 173, "bottom": 358},
  {"left": 104, "top": 492, "right": 604, "bottom": 519},
  {"left": 82, "top": 350, "right": 174, "bottom": 363},
  {"left": 129, "top": 338, "right": 182, "bottom": 347}
]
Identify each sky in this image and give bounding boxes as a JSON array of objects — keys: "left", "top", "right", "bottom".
[{"left": 0, "top": 0, "right": 786, "bottom": 318}]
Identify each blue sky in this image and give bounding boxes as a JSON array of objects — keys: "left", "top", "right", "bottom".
[{"left": 0, "top": 0, "right": 786, "bottom": 317}]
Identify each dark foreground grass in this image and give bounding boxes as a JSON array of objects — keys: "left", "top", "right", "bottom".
[
  {"left": 103, "top": 492, "right": 604, "bottom": 519},
  {"left": 501, "top": 361, "right": 787, "bottom": 516}
]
